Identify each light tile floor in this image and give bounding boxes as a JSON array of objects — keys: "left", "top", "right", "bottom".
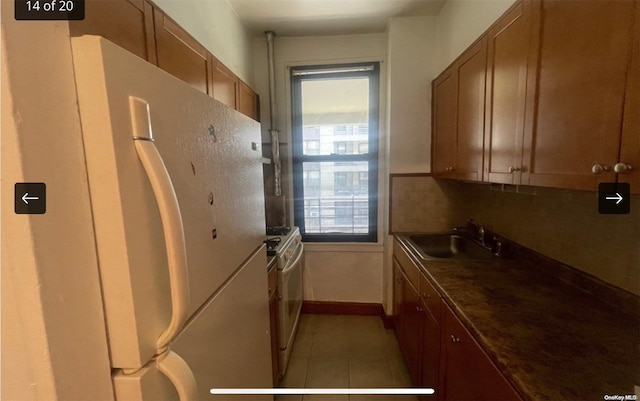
[{"left": 275, "top": 314, "right": 420, "bottom": 401}]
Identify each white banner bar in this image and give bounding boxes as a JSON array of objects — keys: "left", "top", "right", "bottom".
[{"left": 210, "top": 388, "right": 435, "bottom": 395}]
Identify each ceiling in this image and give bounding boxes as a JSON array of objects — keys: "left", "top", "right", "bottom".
[{"left": 227, "top": 0, "right": 446, "bottom": 37}]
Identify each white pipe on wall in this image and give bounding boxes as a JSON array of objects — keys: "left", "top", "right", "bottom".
[{"left": 265, "top": 31, "right": 282, "bottom": 197}]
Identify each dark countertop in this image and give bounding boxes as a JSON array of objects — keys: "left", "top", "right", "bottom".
[{"left": 395, "top": 234, "right": 640, "bottom": 401}]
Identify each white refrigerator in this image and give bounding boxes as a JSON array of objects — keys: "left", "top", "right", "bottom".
[{"left": 71, "top": 36, "right": 272, "bottom": 400}]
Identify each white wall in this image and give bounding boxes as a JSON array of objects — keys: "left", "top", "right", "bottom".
[
  {"left": 387, "top": 15, "right": 437, "bottom": 174},
  {"left": 154, "top": 0, "right": 255, "bottom": 85},
  {"left": 435, "top": 0, "right": 517, "bottom": 73},
  {"left": 383, "top": 16, "right": 438, "bottom": 313},
  {"left": 1, "top": 10, "right": 114, "bottom": 401},
  {"left": 253, "top": 33, "right": 387, "bottom": 304}
]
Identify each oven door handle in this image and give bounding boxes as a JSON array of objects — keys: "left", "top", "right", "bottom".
[{"left": 281, "top": 243, "right": 304, "bottom": 275}]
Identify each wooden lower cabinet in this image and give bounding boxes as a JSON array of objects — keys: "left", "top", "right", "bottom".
[
  {"left": 395, "top": 256, "right": 440, "bottom": 398},
  {"left": 439, "top": 304, "right": 522, "bottom": 401},
  {"left": 400, "top": 268, "right": 423, "bottom": 385},
  {"left": 394, "top": 242, "right": 520, "bottom": 401},
  {"left": 420, "top": 274, "right": 442, "bottom": 400},
  {"left": 420, "top": 300, "right": 440, "bottom": 401},
  {"left": 393, "top": 261, "right": 404, "bottom": 340},
  {"left": 267, "top": 265, "right": 280, "bottom": 386}
]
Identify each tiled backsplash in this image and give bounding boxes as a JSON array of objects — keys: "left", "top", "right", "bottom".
[
  {"left": 390, "top": 175, "right": 465, "bottom": 232},
  {"left": 390, "top": 175, "right": 640, "bottom": 295}
]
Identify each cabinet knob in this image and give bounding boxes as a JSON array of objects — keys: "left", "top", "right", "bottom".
[
  {"left": 591, "top": 164, "right": 611, "bottom": 174},
  {"left": 422, "top": 292, "right": 430, "bottom": 299},
  {"left": 614, "top": 163, "right": 632, "bottom": 173},
  {"left": 450, "top": 335, "right": 460, "bottom": 343},
  {"left": 416, "top": 306, "right": 423, "bottom": 312},
  {"left": 508, "top": 166, "right": 521, "bottom": 173}
]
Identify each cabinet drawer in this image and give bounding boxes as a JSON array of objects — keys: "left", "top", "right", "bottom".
[
  {"left": 420, "top": 274, "right": 441, "bottom": 322},
  {"left": 393, "top": 237, "right": 421, "bottom": 291}
]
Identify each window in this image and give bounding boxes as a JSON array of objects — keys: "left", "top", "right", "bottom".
[{"left": 291, "top": 62, "right": 379, "bottom": 242}]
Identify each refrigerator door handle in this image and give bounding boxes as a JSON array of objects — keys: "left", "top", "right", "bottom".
[
  {"left": 130, "top": 96, "right": 190, "bottom": 351},
  {"left": 156, "top": 350, "right": 198, "bottom": 401}
]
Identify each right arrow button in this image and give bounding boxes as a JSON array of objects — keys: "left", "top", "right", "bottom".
[{"left": 599, "top": 183, "right": 630, "bottom": 214}]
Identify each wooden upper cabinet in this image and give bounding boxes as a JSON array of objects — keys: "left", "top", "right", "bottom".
[
  {"left": 154, "top": 9, "right": 213, "bottom": 95},
  {"left": 483, "top": 0, "right": 533, "bottom": 185},
  {"left": 238, "top": 80, "right": 260, "bottom": 121},
  {"left": 212, "top": 58, "right": 239, "bottom": 109},
  {"left": 69, "top": 0, "right": 156, "bottom": 63},
  {"left": 433, "top": 37, "right": 487, "bottom": 181},
  {"left": 454, "top": 38, "right": 487, "bottom": 181},
  {"left": 523, "top": 0, "right": 637, "bottom": 191},
  {"left": 617, "top": 3, "right": 639, "bottom": 193},
  {"left": 432, "top": 67, "right": 457, "bottom": 176}
]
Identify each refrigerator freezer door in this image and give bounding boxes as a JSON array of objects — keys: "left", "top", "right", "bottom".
[
  {"left": 72, "top": 36, "right": 266, "bottom": 369},
  {"left": 172, "top": 246, "right": 273, "bottom": 401}
]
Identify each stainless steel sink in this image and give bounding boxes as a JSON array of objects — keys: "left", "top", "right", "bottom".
[{"left": 406, "top": 233, "right": 496, "bottom": 260}]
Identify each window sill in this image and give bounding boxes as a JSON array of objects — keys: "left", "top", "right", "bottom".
[{"left": 302, "top": 242, "right": 384, "bottom": 253}]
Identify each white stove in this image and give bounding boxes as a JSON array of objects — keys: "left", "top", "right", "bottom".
[
  {"left": 265, "top": 226, "right": 304, "bottom": 376},
  {"left": 265, "top": 226, "right": 300, "bottom": 261}
]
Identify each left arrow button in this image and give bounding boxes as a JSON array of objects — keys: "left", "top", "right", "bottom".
[
  {"left": 15, "top": 183, "right": 46, "bottom": 214},
  {"left": 22, "top": 192, "right": 40, "bottom": 205}
]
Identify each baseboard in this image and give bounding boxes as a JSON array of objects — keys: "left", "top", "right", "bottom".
[{"left": 302, "top": 301, "right": 383, "bottom": 316}]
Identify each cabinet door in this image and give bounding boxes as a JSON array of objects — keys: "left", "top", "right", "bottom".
[
  {"left": 432, "top": 67, "right": 457, "bottom": 176},
  {"left": 524, "top": 1, "right": 635, "bottom": 190},
  {"left": 400, "top": 269, "right": 423, "bottom": 386},
  {"left": 484, "top": 1, "right": 533, "bottom": 185},
  {"left": 393, "top": 261, "right": 404, "bottom": 338},
  {"left": 439, "top": 308, "right": 478, "bottom": 401},
  {"left": 420, "top": 303, "right": 440, "bottom": 401},
  {"left": 213, "top": 58, "right": 239, "bottom": 109},
  {"left": 154, "top": 9, "right": 213, "bottom": 95},
  {"left": 619, "top": 3, "right": 640, "bottom": 193},
  {"left": 238, "top": 80, "right": 259, "bottom": 121},
  {"left": 69, "top": 0, "right": 156, "bottom": 63},
  {"left": 439, "top": 304, "right": 521, "bottom": 401},
  {"left": 454, "top": 38, "right": 487, "bottom": 181}
]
